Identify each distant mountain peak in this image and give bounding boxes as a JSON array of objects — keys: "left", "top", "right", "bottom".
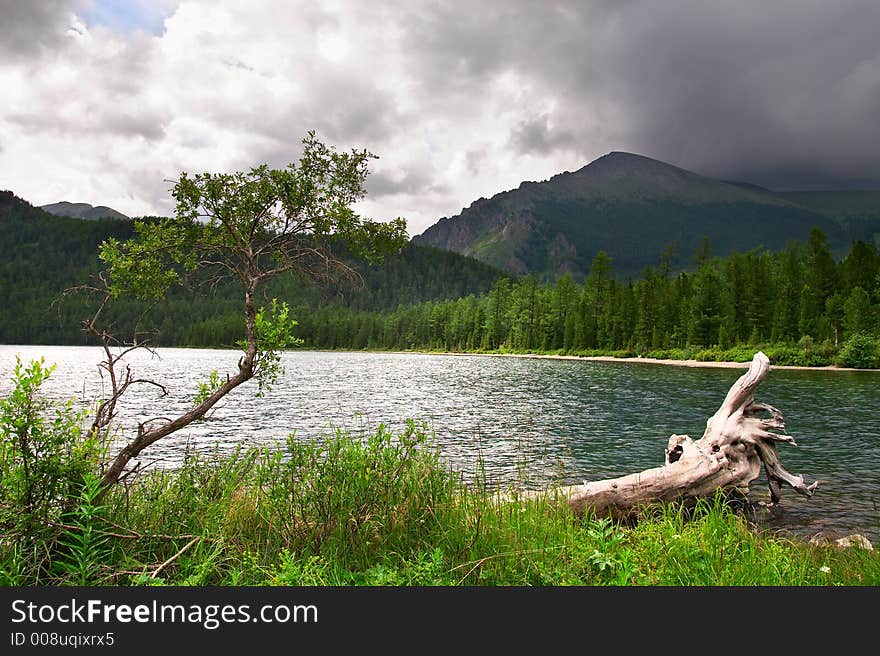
[
  {"left": 594, "top": 150, "right": 664, "bottom": 163},
  {"left": 40, "top": 201, "right": 129, "bottom": 221},
  {"left": 541, "top": 150, "right": 787, "bottom": 205},
  {"left": 572, "top": 150, "right": 705, "bottom": 180},
  {"left": 413, "top": 150, "right": 850, "bottom": 279}
]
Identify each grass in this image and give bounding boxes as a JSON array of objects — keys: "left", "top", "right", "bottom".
[{"left": 3, "top": 421, "right": 876, "bottom": 587}]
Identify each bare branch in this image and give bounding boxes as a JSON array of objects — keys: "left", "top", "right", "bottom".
[{"left": 150, "top": 537, "right": 200, "bottom": 578}]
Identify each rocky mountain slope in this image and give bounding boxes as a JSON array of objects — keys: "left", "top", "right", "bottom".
[{"left": 413, "top": 152, "right": 869, "bottom": 279}]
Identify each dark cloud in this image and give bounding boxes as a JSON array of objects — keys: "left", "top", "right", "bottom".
[
  {"left": 509, "top": 114, "right": 576, "bottom": 156},
  {"left": 401, "top": 0, "right": 880, "bottom": 189},
  {"left": 0, "top": 0, "right": 84, "bottom": 58},
  {"left": 196, "top": 68, "right": 406, "bottom": 161},
  {"left": 400, "top": 1, "right": 579, "bottom": 99},
  {"left": 582, "top": 0, "right": 880, "bottom": 189}
]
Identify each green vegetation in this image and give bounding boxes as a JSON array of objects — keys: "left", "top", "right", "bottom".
[
  {"left": 1, "top": 360, "right": 876, "bottom": 586},
  {"left": 0, "top": 357, "right": 107, "bottom": 584},
  {"left": 3, "top": 181, "right": 878, "bottom": 366},
  {"left": 779, "top": 190, "right": 880, "bottom": 246},
  {"left": 293, "top": 229, "right": 880, "bottom": 367},
  {"left": 0, "top": 190, "right": 504, "bottom": 346},
  {"left": 0, "top": 190, "right": 136, "bottom": 344}
]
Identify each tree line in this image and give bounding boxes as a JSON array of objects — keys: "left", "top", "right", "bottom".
[
  {"left": 0, "top": 190, "right": 502, "bottom": 345},
  {"left": 3, "top": 185, "right": 879, "bottom": 367},
  {"left": 282, "top": 228, "right": 880, "bottom": 367}
]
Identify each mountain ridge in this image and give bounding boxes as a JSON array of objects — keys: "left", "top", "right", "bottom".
[
  {"left": 40, "top": 201, "right": 130, "bottom": 221},
  {"left": 414, "top": 152, "right": 880, "bottom": 279}
]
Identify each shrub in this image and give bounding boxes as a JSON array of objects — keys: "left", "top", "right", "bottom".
[
  {"left": 760, "top": 344, "right": 833, "bottom": 367},
  {"left": 0, "top": 357, "right": 105, "bottom": 581},
  {"left": 835, "top": 333, "right": 880, "bottom": 369}
]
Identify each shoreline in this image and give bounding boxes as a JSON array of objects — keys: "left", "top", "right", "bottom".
[
  {"left": 389, "top": 349, "right": 879, "bottom": 372},
  {"left": 3, "top": 343, "right": 876, "bottom": 372}
]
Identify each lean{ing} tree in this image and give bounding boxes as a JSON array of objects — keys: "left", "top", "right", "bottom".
[{"left": 76, "top": 132, "right": 407, "bottom": 489}]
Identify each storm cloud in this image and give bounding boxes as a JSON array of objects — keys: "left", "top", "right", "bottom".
[
  {"left": 402, "top": 0, "right": 880, "bottom": 190},
  {"left": 1, "top": 0, "right": 879, "bottom": 235},
  {"left": 574, "top": 0, "right": 880, "bottom": 190}
]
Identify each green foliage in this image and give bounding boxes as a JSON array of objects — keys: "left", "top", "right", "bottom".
[
  {"left": 193, "top": 370, "right": 221, "bottom": 407},
  {"left": 269, "top": 552, "right": 334, "bottom": 585},
  {"left": 54, "top": 474, "right": 110, "bottom": 585},
  {"left": 3, "top": 187, "right": 880, "bottom": 367},
  {"left": 0, "top": 190, "right": 137, "bottom": 344},
  {"left": 689, "top": 265, "right": 723, "bottom": 346},
  {"left": 0, "top": 357, "right": 105, "bottom": 580},
  {"left": 255, "top": 419, "right": 456, "bottom": 561},
  {"left": 583, "top": 516, "right": 636, "bottom": 584},
  {"left": 12, "top": 180, "right": 876, "bottom": 367},
  {"left": 0, "top": 189, "right": 502, "bottom": 346},
  {"left": 238, "top": 299, "right": 303, "bottom": 395},
  {"left": 99, "top": 225, "right": 184, "bottom": 300},
  {"left": 100, "top": 132, "right": 408, "bottom": 305},
  {"left": 287, "top": 231, "right": 879, "bottom": 368},
  {"left": 761, "top": 344, "right": 834, "bottom": 367},
  {"left": 620, "top": 495, "right": 872, "bottom": 585},
  {"left": 843, "top": 286, "right": 875, "bottom": 335},
  {"left": 0, "top": 358, "right": 96, "bottom": 528},
  {"left": 835, "top": 333, "right": 880, "bottom": 368}
]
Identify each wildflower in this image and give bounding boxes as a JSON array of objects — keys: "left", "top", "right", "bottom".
[{"left": 819, "top": 566, "right": 831, "bottom": 574}]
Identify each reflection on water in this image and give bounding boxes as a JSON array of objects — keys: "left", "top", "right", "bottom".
[{"left": 1, "top": 345, "right": 878, "bottom": 543}]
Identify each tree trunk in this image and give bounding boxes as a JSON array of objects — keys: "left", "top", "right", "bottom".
[
  {"left": 98, "top": 283, "right": 260, "bottom": 491},
  {"left": 523, "top": 352, "right": 818, "bottom": 518}
]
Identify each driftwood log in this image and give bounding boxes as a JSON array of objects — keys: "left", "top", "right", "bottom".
[{"left": 526, "top": 351, "right": 818, "bottom": 517}]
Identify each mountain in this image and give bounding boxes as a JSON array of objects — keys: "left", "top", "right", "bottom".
[
  {"left": 776, "top": 190, "right": 880, "bottom": 246},
  {"left": 40, "top": 201, "right": 130, "bottom": 221},
  {"left": 0, "top": 191, "right": 137, "bottom": 343},
  {"left": 413, "top": 151, "right": 870, "bottom": 279}
]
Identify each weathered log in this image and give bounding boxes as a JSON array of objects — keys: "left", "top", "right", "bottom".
[{"left": 524, "top": 351, "right": 818, "bottom": 517}]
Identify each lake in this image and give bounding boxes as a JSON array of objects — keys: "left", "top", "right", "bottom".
[{"left": 1, "top": 344, "right": 878, "bottom": 544}]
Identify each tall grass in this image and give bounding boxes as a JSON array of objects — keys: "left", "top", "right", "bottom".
[{"left": 4, "top": 423, "right": 873, "bottom": 587}]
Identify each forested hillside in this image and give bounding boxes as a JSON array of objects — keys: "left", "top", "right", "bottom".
[
  {"left": 777, "top": 190, "right": 880, "bottom": 245},
  {"left": 0, "top": 190, "right": 137, "bottom": 343},
  {"left": 3, "top": 189, "right": 879, "bottom": 366},
  {"left": 296, "top": 229, "right": 880, "bottom": 368},
  {"left": 0, "top": 191, "right": 503, "bottom": 345}
]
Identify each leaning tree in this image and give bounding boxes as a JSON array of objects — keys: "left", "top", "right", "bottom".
[{"left": 77, "top": 132, "right": 407, "bottom": 489}]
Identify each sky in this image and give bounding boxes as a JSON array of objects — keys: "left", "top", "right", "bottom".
[{"left": 2, "top": 0, "right": 879, "bottom": 237}]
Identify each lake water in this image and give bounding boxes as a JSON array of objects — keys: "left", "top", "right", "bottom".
[{"left": 1, "top": 345, "right": 878, "bottom": 544}]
